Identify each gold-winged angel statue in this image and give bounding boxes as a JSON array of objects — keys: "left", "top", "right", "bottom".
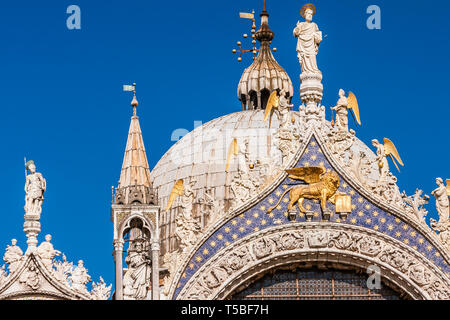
[
  {"left": 371, "top": 138, "right": 404, "bottom": 180},
  {"left": 267, "top": 166, "right": 340, "bottom": 215},
  {"left": 166, "top": 179, "right": 184, "bottom": 211},
  {"left": 226, "top": 138, "right": 239, "bottom": 172},
  {"left": 264, "top": 89, "right": 294, "bottom": 128},
  {"left": 330, "top": 89, "right": 361, "bottom": 131}
]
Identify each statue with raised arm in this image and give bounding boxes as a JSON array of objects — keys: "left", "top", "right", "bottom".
[
  {"left": 293, "top": 4, "right": 322, "bottom": 74},
  {"left": 24, "top": 160, "right": 46, "bottom": 216}
]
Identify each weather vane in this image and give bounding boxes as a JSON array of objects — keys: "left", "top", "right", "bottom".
[
  {"left": 123, "top": 83, "right": 138, "bottom": 115},
  {"left": 232, "top": 10, "right": 257, "bottom": 62},
  {"left": 232, "top": 1, "right": 277, "bottom": 62},
  {"left": 123, "top": 83, "right": 136, "bottom": 95}
]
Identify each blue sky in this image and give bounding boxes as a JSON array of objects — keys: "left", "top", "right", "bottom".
[{"left": 0, "top": 0, "right": 449, "bottom": 292}]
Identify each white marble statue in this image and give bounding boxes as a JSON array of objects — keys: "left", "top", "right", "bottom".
[
  {"left": 331, "top": 89, "right": 349, "bottom": 132},
  {"left": 237, "top": 139, "right": 250, "bottom": 175},
  {"left": 175, "top": 179, "right": 201, "bottom": 252},
  {"left": 123, "top": 241, "right": 151, "bottom": 300},
  {"left": 202, "top": 188, "right": 221, "bottom": 226},
  {"left": 24, "top": 160, "right": 46, "bottom": 216},
  {"left": 431, "top": 178, "right": 449, "bottom": 222},
  {"left": 293, "top": 4, "right": 322, "bottom": 74},
  {"left": 3, "top": 239, "right": 23, "bottom": 273},
  {"left": 69, "top": 260, "right": 91, "bottom": 293},
  {"left": 180, "top": 180, "right": 197, "bottom": 218},
  {"left": 278, "top": 89, "right": 294, "bottom": 128},
  {"left": 37, "top": 234, "right": 61, "bottom": 269}
]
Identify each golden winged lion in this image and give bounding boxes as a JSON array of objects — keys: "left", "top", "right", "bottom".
[{"left": 267, "top": 167, "right": 340, "bottom": 214}]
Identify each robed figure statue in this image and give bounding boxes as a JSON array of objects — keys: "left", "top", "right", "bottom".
[{"left": 293, "top": 4, "right": 322, "bottom": 74}]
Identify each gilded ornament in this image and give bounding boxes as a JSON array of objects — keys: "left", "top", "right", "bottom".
[
  {"left": 267, "top": 166, "right": 340, "bottom": 214},
  {"left": 166, "top": 179, "right": 184, "bottom": 211},
  {"left": 226, "top": 139, "right": 239, "bottom": 172}
]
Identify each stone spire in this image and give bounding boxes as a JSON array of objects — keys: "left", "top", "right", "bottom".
[
  {"left": 237, "top": 3, "right": 293, "bottom": 110},
  {"left": 115, "top": 93, "right": 157, "bottom": 205}
]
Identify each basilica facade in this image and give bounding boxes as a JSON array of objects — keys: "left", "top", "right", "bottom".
[{"left": 1, "top": 3, "right": 450, "bottom": 300}]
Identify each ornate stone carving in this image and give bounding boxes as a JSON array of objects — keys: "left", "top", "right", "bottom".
[
  {"left": 200, "top": 188, "right": 223, "bottom": 227},
  {"left": 326, "top": 127, "right": 356, "bottom": 161},
  {"left": 307, "top": 230, "right": 328, "bottom": 248},
  {"left": 230, "top": 152, "right": 282, "bottom": 211},
  {"left": 52, "top": 254, "right": 73, "bottom": 286},
  {"left": 3, "top": 239, "right": 23, "bottom": 273},
  {"left": 178, "top": 225, "right": 450, "bottom": 300},
  {"left": 19, "top": 264, "right": 41, "bottom": 291},
  {"left": 218, "top": 247, "right": 252, "bottom": 275},
  {"left": 230, "top": 170, "right": 259, "bottom": 209},
  {"left": 202, "top": 267, "right": 228, "bottom": 290},
  {"left": 91, "top": 277, "right": 112, "bottom": 300},
  {"left": 271, "top": 232, "right": 304, "bottom": 251},
  {"left": 402, "top": 189, "right": 429, "bottom": 223},
  {"left": 162, "top": 250, "right": 183, "bottom": 296},
  {"left": 251, "top": 238, "right": 275, "bottom": 259},
  {"left": 323, "top": 127, "right": 408, "bottom": 212},
  {"left": 274, "top": 124, "right": 302, "bottom": 165},
  {"left": 69, "top": 260, "right": 91, "bottom": 294}
]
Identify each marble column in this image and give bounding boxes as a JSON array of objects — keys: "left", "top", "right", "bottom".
[
  {"left": 113, "top": 239, "right": 124, "bottom": 300},
  {"left": 151, "top": 241, "right": 160, "bottom": 300}
]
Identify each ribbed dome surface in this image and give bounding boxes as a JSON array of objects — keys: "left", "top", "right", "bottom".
[{"left": 237, "top": 49, "right": 294, "bottom": 102}]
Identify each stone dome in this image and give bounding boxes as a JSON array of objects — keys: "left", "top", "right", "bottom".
[{"left": 151, "top": 110, "right": 288, "bottom": 209}]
